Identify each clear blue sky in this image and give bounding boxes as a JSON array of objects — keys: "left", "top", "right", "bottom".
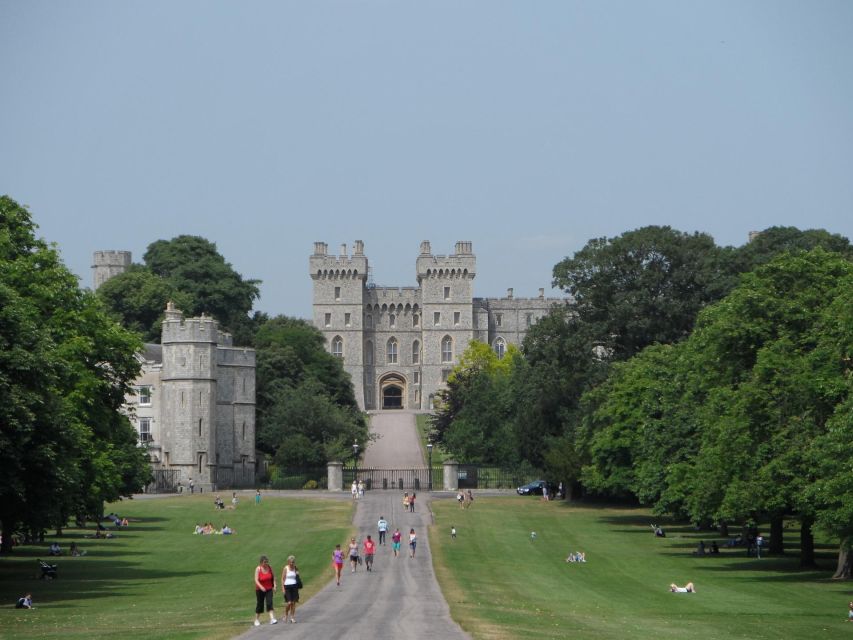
[{"left": 2, "top": 1, "right": 851, "bottom": 318}]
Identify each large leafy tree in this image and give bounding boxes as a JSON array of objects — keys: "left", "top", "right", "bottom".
[
  {"left": 254, "top": 316, "right": 367, "bottom": 467},
  {"left": 0, "top": 196, "right": 150, "bottom": 551},
  {"left": 98, "top": 235, "right": 261, "bottom": 344},
  {"left": 552, "top": 225, "right": 734, "bottom": 360}
]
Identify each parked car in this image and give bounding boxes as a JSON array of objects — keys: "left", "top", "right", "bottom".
[{"left": 516, "top": 480, "right": 547, "bottom": 496}]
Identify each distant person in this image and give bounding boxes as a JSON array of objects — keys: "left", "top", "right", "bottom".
[
  {"left": 651, "top": 524, "right": 666, "bottom": 537},
  {"left": 363, "top": 535, "right": 376, "bottom": 572},
  {"left": 846, "top": 601, "right": 853, "bottom": 622},
  {"left": 70, "top": 542, "right": 86, "bottom": 557},
  {"left": 253, "top": 555, "right": 277, "bottom": 626},
  {"left": 377, "top": 516, "right": 388, "bottom": 545},
  {"left": 332, "top": 544, "right": 344, "bottom": 586},
  {"left": 49, "top": 542, "right": 61, "bottom": 556},
  {"left": 693, "top": 541, "right": 706, "bottom": 556},
  {"left": 16, "top": 593, "right": 33, "bottom": 609},
  {"left": 542, "top": 484, "right": 549, "bottom": 501},
  {"left": 457, "top": 491, "right": 465, "bottom": 507},
  {"left": 358, "top": 480, "right": 365, "bottom": 498},
  {"left": 351, "top": 481, "right": 358, "bottom": 500},
  {"left": 255, "top": 489, "right": 261, "bottom": 505},
  {"left": 189, "top": 478, "right": 194, "bottom": 494},
  {"left": 232, "top": 492, "right": 238, "bottom": 508},
  {"left": 391, "top": 528, "right": 402, "bottom": 558},
  {"left": 409, "top": 492, "right": 416, "bottom": 513},
  {"left": 451, "top": 526, "right": 457, "bottom": 540},
  {"left": 402, "top": 492, "right": 410, "bottom": 510},
  {"left": 566, "top": 551, "right": 586, "bottom": 563},
  {"left": 670, "top": 582, "right": 696, "bottom": 593},
  {"left": 348, "top": 537, "right": 360, "bottom": 572},
  {"left": 710, "top": 541, "right": 719, "bottom": 554},
  {"left": 222, "top": 524, "right": 233, "bottom": 535},
  {"left": 409, "top": 528, "right": 417, "bottom": 558},
  {"left": 466, "top": 490, "right": 474, "bottom": 508},
  {"left": 281, "top": 555, "right": 300, "bottom": 623}
]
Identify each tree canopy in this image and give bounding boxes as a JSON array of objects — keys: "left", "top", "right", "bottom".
[{"left": 0, "top": 196, "right": 150, "bottom": 551}]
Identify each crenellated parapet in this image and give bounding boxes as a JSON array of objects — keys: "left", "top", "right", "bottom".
[
  {"left": 416, "top": 240, "right": 476, "bottom": 282},
  {"left": 310, "top": 241, "right": 368, "bottom": 280}
]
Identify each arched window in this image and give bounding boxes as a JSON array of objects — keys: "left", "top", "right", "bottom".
[
  {"left": 387, "top": 338, "right": 398, "bottom": 364},
  {"left": 495, "top": 337, "right": 506, "bottom": 359},
  {"left": 365, "top": 340, "right": 374, "bottom": 365},
  {"left": 366, "top": 314, "right": 373, "bottom": 328},
  {"left": 332, "top": 336, "right": 343, "bottom": 358},
  {"left": 412, "top": 340, "right": 420, "bottom": 364},
  {"left": 441, "top": 335, "right": 453, "bottom": 363},
  {"left": 389, "top": 313, "right": 396, "bottom": 328}
]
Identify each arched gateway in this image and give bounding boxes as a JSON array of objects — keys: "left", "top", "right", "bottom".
[{"left": 380, "top": 373, "right": 406, "bottom": 410}]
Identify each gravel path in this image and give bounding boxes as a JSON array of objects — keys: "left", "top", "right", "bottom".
[{"left": 234, "top": 412, "right": 470, "bottom": 640}]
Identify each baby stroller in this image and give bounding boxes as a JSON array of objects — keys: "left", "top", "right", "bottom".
[{"left": 38, "top": 559, "right": 58, "bottom": 580}]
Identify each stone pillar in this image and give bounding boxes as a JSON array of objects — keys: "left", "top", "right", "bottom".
[
  {"left": 443, "top": 460, "right": 459, "bottom": 491},
  {"left": 327, "top": 461, "right": 344, "bottom": 492}
]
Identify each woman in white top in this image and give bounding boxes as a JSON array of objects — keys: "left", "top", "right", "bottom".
[
  {"left": 281, "top": 555, "right": 300, "bottom": 623},
  {"left": 409, "top": 529, "right": 417, "bottom": 558}
]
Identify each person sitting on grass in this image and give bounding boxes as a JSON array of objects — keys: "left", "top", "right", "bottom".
[
  {"left": 70, "top": 542, "right": 86, "bottom": 557},
  {"left": 709, "top": 541, "right": 720, "bottom": 554},
  {"left": 49, "top": 542, "right": 62, "bottom": 556},
  {"left": 222, "top": 524, "right": 234, "bottom": 535},
  {"left": 845, "top": 601, "right": 853, "bottom": 622},
  {"left": 566, "top": 551, "right": 586, "bottom": 563},
  {"left": 670, "top": 582, "right": 696, "bottom": 593},
  {"left": 16, "top": 593, "right": 33, "bottom": 609}
]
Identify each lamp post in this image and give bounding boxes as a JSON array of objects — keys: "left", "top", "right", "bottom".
[
  {"left": 352, "top": 440, "right": 359, "bottom": 487},
  {"left": 427, "top": 441, "right": 433, "bottom": 491}
]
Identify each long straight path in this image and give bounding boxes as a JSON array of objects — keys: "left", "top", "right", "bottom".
[
  {"left": 235, "top": 412, "right": 469, "bottom": 640},
  {"left": 362, "top": 410, "right": 424, "bottom": 468}
]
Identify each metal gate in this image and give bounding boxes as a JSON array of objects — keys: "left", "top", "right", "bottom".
[
  {"left": 146, "top": 469, "right": 181, "bottom": 493},
  {"left": 345, "top": 467, "right": 441, "bottom": 491}
]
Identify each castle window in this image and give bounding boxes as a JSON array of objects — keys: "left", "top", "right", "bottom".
[
  {"left": 334, "top": 286, "right": 341, "bottom": 301},
  {"left": 138, "top": 418, "right": 152, "bottom": 443},
  {"left": 242, "top": 421, "right": 246, "bottom": 440},
  {"left": 365, "top": 340, "right": 374, "bottom": 365},
  {"left": 412, "top": 340, "right": 420, "bottom": 364},
  {"left": 415, "top": 389, "right": 420, "bottom": 405},
  {"left": 387, "top": 338, "right": 398, "bottom": 364},
  {"left": 414, "top": 371, "right": 420, "bottom": 384},
  {"left": 441, "top": 336, "right": 453, "bottom": 363},
  {"left": 366, "top": 314, "right": 373, "bottom": 328},
  {"left": 495, "top": 337, "right": 506, "bottom": 359},
  {"left": 324, "top": 313, "right": 332, "bottom": 327},
  {"left": 413, "top": 314, "right": 420, "bottom": 328},
  {"left": 332, "top": 336, "right": 344, "bottom": 358},
  {"left": 137, "top": 385, "right": 151, "bottom": 406},
  {"left": 444, "top": 286, "right": 451, "bottom": 300},
  {"left": 526, "top": 313, "right": 533, "bottom": 327},
  {"left": 453, "top": 311, "right": 460, "bottom": 326},
  {"left": 495, "top": 313, "right": 503, "bottom": 328},
  {"left": 198, "top": 453, "right": 204, "bottom": 474},
  {"left": 434, "top": 312, "right": 441, "bottom": 326},
  {"left": 389, "top": 314, "right": 396, "bottom": 328},
  {"left": 441, "top": 369, "right": 451, "bottom": 382},
  {"left": 198, "top": 418, "right": 202, "bottom": 437},
  {"left": 345, "top": 312, "right": 351, "bottom": 327}
]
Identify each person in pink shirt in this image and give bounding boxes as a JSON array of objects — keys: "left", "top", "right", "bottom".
[
  {"left": 332, "top": 544, "right": 344, "bottom": 586},
  {"left": 363, "top": 535, "right": 376, "bottom": 572},
  {"left": 391, "top": 528, "right": 402, "bottom": 557}
]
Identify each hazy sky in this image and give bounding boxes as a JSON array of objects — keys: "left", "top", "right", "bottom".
[{"left": 2, "top": 1, "right": 852, "bottom": 318}]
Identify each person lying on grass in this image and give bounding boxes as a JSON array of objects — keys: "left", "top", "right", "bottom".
[{"left": 670, "top": 582, "right": 696, "bottom": 593}]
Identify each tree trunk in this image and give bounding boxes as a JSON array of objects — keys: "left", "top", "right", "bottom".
[
  {"left": 769, "top": 514, "right": 784, "bottom": 555},
  {"left": 0, "top": 524, "right": 12, "bottom": 554},
  {"left": 718, "top": 521, "right": 729, "bottom": 537},
  {"left": 800, "top": 515, "right": 816, "bottom": 568},
  {"left": 832, "top": 540, "right": 852, "bottom": 579}
]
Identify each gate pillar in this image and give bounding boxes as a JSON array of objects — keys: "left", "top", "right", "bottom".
[
  {"left": 327, "top": 461, "right": 344, "bottom": 491},
  {"left": 443, "top": 460, "right": 459, "bottom": 491}
]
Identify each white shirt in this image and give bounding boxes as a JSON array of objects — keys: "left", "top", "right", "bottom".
[{"left": 284, "top": 566, "right": 298, "bottom": 586}]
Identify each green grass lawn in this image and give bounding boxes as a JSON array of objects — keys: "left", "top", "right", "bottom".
[
  {"left": 0, "top": 493, "right": 352, "bottom": 639},
  {"left": 430, "top": 497, "right": 850, "bottom": 639}
]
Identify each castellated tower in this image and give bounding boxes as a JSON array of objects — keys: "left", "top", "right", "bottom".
[
  {"left": 416, "top": 241, "right": 476, "bottom": 401},
  {"left": 310, "top": 241, "right": 369, "bottom": 405},
  {"left": 92, "top": 250, "right": 132, "bottom": 290},
  {"left": 160, "top": 303, "right": 220, "bottom": 492}
]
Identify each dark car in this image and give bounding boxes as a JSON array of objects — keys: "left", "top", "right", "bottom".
[{"left": 516, "top": 480, "right": 547, "bottom": 496}]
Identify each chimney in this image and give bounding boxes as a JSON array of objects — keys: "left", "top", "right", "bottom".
[
  {"left": 354, "top": 240, "right": 364, "bottom": 256},
  {"left": 538, "top": 288, "right": 545, "bottom": 298},
  {"left": 507, "top": 288, "right": 514, "bottom": 299},
  {"left": 340, "top": 243, "right": 347, "bottom": 257}
]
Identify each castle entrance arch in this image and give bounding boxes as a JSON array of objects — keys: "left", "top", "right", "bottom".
[{"left": 379, "top": 373, "right": 406, "bottom": 410}]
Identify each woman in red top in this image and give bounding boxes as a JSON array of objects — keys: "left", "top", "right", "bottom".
[{"left": 253, "top": 555, "right": 278, "bottom": 626}]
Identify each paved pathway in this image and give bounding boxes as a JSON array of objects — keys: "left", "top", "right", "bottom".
[
  {"left": 235, "top": 412, "right": 470, "bottom": 640},
  {"left": 362, "top": 410, "right": 424, "bottom": 468}
]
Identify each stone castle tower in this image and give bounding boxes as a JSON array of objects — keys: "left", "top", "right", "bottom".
[
  {"left": 92, "top": 250, "right": 132, "bottom": 290},
  {"left": 311, "top": 240, "right": 560, "bottom": 411}
]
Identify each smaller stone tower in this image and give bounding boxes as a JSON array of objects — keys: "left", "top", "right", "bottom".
[{"left": 92, "top": 250, "right": 132, "bottom": 290}]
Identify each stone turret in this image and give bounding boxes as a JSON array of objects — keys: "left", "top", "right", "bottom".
[{"left": 92, "top": 250, "right": 132, "bottom": 290}]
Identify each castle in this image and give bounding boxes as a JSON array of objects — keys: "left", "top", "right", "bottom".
[
  {"left": 311, "top": 240, "right": 561, "bottom": 411},
  {"left": 93, "top": 253, "right": 256, "bottom": 491}
]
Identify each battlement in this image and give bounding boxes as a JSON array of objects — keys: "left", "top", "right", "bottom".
[
  {"left": 161, "top": 302, "right": 219, "bottom": 344},
  {"left": 365, "top": 287, "right": 420, "bottom": 305},
  {"left": 416, "top": 240, "right": 476, "bottom": 280},
  {"left": 92, "top": 250, "right": 132, "bottom": 290},
  {"left": 310, "top": 240, "right": 369, "bottom": 278},
  {"left": 217, "top": 347, "right": 256, "bottom": 367}
]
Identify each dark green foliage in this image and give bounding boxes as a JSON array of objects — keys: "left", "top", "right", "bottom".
[{"left": 0, "top": 196, "right": 151, "bottom": 551}]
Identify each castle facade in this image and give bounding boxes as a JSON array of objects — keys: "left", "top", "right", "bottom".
[{"left": 311, "top": 240, "right": 560, "bottom": 411}]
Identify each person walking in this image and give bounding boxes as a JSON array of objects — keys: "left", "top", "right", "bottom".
[
  {"left": 281, "top": 555, "right": 300, "bottom": 623},
  {"left": 255, "top": 489, "right": 261, "bottom": 506},
  {"left": 402, "top": 492, "right": 410, "bottom": 510},
  {"left": 363, "top": 535, "right": 376, "bottom": 572},
  {"left": 332, "top": 544, "right": 344, "bottom": 586},
  {"left": 348, "top": 537, "right": 360, "bottom": 573},
  {"left": 409, "top": 528, "right": 417, "bottom": 558},
  {"left": 253, "top": 555, "right": 278, "bottom": 626},
  {"left": 377, "top": 515, "right": 388, "bottom": 545},
  {"left": 409, "top": 492, "right": 416, "bottom": 513},
  {"left": 358, "top": 479, "right": 365, "bottom": 498},
  {"left": 351, "top": 481, "right": 359, "bottom": 500},
  {"left": 391, "top": 528, "right": 402, "bottom": 557}
]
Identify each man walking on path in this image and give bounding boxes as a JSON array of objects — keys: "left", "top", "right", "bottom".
[{"left": 377, "top": 515, "right": 388, "bottom": 545}]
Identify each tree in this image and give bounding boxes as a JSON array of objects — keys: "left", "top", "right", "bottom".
[
  {"left": 552, "top": 226, "right": 733, "bottom": 360},
  {"left": 0, "top": 196, "right": 150, "bottom": 552},
  {"left": 253, "top": 316, "right": 367, "bottom": 466},
  {"left": 97, "top": 235, "right": 261, "bottom": 344},
  {"left": 733, "top": 226, "right": 852, "bottom": 274}
]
